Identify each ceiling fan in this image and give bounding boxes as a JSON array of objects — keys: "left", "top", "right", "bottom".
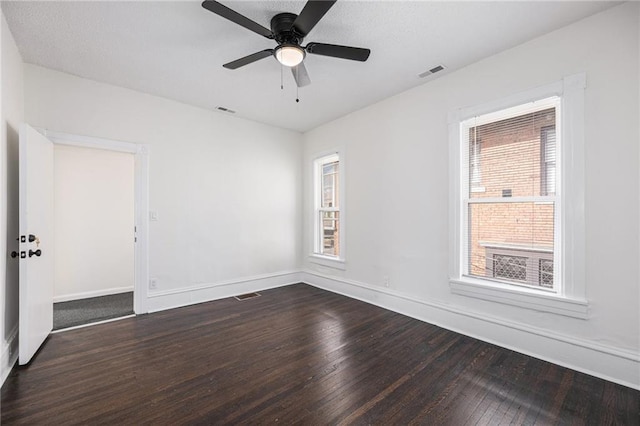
[{"left": 201, "top": 0, "right": 371, "bottom": 87}]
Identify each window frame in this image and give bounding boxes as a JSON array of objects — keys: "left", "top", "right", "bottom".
[
  {"left": 310, "top": 151, "right": 346, "bottom": 270},
  {"left": 448, "top": 74, "right": 589, "bottom": 319},
  {"left": 459, "top": 96, "right": 561, "bottom": 293}
]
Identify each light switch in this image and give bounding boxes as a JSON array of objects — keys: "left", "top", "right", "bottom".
[{"left": 149, "top": 211, "right": 158, "bottom": 221}]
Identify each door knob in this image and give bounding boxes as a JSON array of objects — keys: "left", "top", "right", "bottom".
[{"left": 28, "top": 249, "right": 42, "bottom": 258}]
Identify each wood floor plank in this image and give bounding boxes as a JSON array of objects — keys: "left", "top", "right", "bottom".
[{"left": 2, "top": 284, "right": 638, "bottom": 425}]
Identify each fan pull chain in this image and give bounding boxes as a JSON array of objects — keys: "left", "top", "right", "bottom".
[
  {"left": 280, "top": 64, "right": 283, "bottom": 90},
  {"left": 295, "top": 66, "right": 300, "bottom": 103}
]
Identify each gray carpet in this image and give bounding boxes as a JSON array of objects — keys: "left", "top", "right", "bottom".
[{"left": 53, "top": 292, "right": 134, "bottom": 330}]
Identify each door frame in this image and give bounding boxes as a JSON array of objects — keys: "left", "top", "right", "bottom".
[{"left": 37, "top": 128, "right": 150, "bottom": 314}]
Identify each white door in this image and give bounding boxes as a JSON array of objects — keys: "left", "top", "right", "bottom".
[{"left": 18, "top": 124, "right": 55, "bottom": 365}]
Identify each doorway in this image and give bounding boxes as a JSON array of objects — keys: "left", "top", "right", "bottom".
[
  {"left": 52, "top": 144, "right": 135, "bottom": 330},
  {"left": 42, "top": 129, "right": 149, "bottom": 320}
]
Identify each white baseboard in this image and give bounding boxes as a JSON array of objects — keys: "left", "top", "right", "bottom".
[
  {"left": 301, "top": 270, "right": 640, "bottom": 390},
  {"left": 53, "top": 286, "right": 134, "bottom": 303},
  {"left": 1, "top": 325, "right": 19, "bottom": 387},
  {"left": 146, "top": 270, "right": 302, "bottom": 313}
]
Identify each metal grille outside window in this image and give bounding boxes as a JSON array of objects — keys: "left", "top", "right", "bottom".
[
  {"left": 493, "top": 254, "right": 527, "bottom": 282},
  {"left": 539, "top": 259, "right": 554, "bottom": 288}
]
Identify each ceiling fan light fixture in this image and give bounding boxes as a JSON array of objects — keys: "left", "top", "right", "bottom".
[{"left": 275, "top": 45, "right": 305, "bottom": 67}]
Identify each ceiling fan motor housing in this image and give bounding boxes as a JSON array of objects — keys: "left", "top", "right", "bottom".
[{"left": 271, "top": 13, "right": 303, "bottom": 45}]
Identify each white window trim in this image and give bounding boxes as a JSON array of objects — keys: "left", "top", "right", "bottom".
[
  {"left": 447, "top": 74, "right": 588, "bottom": 319},
  {"left": 310, "top": 149, "right": 346, "bottom": 269}
]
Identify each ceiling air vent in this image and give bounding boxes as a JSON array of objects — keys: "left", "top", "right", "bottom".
[
  {"left": 216, "top": 106, "right": 236, "bottom": 114},
  {"left": 418, "top": 65, "right": 446, "bottom": 78}
]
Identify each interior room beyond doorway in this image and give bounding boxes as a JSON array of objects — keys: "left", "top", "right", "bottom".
[{"left": 52, "top": 144, "right": 135, "bottom": 329}]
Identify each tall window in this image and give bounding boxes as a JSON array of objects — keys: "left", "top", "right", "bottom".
[
  {"left": 314, "top": 154, "right": 340, "bottom": 257},
  {"left": 450, "top": 75, "right": 587, "bottom": 318},
  {"left": 460, "top": 97, "right": 560, "bottom": 292}
]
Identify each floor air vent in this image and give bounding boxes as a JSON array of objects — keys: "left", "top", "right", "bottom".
[{"left": 234, "top": 292, "right": 261, "bottom": 301}]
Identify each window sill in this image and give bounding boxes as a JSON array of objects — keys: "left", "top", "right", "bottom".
[
  {"left": 449, "top": 277, "right": 589, "bottom": 319},
  {"left": 309, "top": 254, "right": 346, "bottom": 270}
]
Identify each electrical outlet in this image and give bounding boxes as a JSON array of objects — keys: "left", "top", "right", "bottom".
[
  {"left": 149, "top": 277, "right": 158, "bottom": 290},
  {"left": 383, "top": 275, "right": 390, "bottom": 287}
]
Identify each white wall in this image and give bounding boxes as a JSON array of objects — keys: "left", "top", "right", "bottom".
[
  {"left": 24, "top": 64, "right": 303, "bottom": 312},
  {"left": 53, "top": 144, "right": 134, "bottom": 301},
  {"left": 1, "top": 11, "right": 23, "bottom": 383},
  {"left": 302, "top": 3, "right": 639, "bottom": 388}
]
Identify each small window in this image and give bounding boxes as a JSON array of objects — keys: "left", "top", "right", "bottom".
[{"left": 314, "top": 154, "right": 341, "bottom": 258}]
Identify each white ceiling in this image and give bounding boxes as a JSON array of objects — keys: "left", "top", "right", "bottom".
[{"left": 2, "top": 1, "right": 618, "bottom": 132}]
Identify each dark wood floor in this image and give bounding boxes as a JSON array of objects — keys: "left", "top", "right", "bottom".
[{"left": 2, "top": 284, "right": 638, "bottom": 425}]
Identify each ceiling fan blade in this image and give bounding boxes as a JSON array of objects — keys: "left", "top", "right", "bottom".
[
  {"left": 202, "top": 1, "right": 273, "bottom": 39},
  {"left": 223, "top": 49, "right": 274, "bottom": 70},
  {"left": 306, "top": 42, "right": 370, "bottom": 62},
  {"left": 292, "top": 0, "right": 337, "bottom": 37},
  {"left": 291, "top": 62, "right": 311, "bottom": 87}
]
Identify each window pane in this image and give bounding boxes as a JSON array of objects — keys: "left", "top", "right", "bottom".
[
  {"left": 468, "top": 108, "right": 556, "bottom": 198},
  {"left": 468, "top": 202, "right": 554, "bottom": 287},
  {"left": 321, "top": 161, "right": 339, "bottom": 208},
  {"left": 320, "top": 211, "right": 340, "bottom": 256},
  {"left": 314, "top": 154, "right": 341, "bottom": 258}
]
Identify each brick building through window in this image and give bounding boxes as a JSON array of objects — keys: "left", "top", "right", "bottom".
[{"left": 465, "top": 106, "right": 557, "bottom": 289}]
